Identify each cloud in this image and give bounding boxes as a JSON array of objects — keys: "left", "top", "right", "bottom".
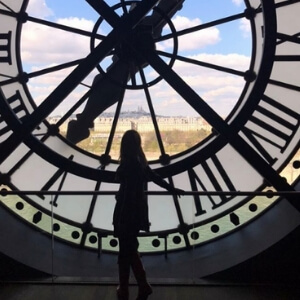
[
  {"left": 159, "top": 15, "right": 220, "bottom": 52},
  {"left": 177, "top": 53, "right": 250, "bottom": 73},
  {"left": 232, "top": 0, "right": 243, "bottom": 6},
  {"left": 139, "top": 52, "right": 250, "bottom": 117},
  {"left": 21, "top": 17, "right": 94, "bottom": 66},
  {"left": 20, "top": 1, "right": 251, "bottom": 119},
  {"left": 239, "top": 18, "right": 251, "bottom": 38},
  {"left": 202, "top": 85, "right": 243, "bottom": 112},
  {"left": 56, "top": 17, "right": 95, "bottom": 31},
  {"left": 25, "top": 0, "right": 54, "bottom": 18}
]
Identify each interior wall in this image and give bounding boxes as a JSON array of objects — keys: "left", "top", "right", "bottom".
[
  {"left": 206, "top": 224, "right": 300, "bottom": 284},
  {"left": 1, "top": 224, "right": 300, "bottom": 283}
]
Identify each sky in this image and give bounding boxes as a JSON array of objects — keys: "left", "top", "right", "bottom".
[{"left": 21, "top": 0, "right": 252, "bottom": 118}]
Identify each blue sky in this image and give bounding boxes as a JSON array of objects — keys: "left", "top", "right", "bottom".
[
  {"left": 23, "top": 0, "right": 252, "bottom": 117},
  {"left": 43, "top": 0, "right": 250, "bottom": 54}
]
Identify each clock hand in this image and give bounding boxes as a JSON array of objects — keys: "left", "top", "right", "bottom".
[
  {"left": 67, "top": 0, "right": 154, "bottom": 144},
  {"left": 86, "top": 0, "right": 183, "bottom": 32},
  {"left": 67, "top": 0, "right": 184, "bottom": 144},
  {"left": 66, "top": 59, "right": 130, "bottom": 144},
  {"left": 142, "top": 0, "right": 185, "bottom": 38},
  {"left": 86, "top": 0, "right": 120, "bottom": 27},
  {"left": 0, "top": 0, "right": 160, "bottom": 164}
]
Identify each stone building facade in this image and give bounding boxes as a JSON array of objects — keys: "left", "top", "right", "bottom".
[{"left": 48, "top": 110, "right": 211, "bottom": 134}]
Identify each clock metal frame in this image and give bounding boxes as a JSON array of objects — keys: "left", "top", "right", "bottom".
[{"left": 0, "top": 0, "right": 299, "bottom": 277}]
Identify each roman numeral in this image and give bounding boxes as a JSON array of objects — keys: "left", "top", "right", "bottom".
[
  {"left": 269, "top": 79, "right": 300, "bottom": 92},
  {"left": 275, "top": 32, "right": 300, "bottom": 61},
  {"left": 188, "top": 155, "right": 237, "bottom": 216},
  {"left": 241, "top": 95, "right": 300, "bottom": 164},
  {"left": 0, "top": 90, "right": 29, "bottom": 141},
  {"left": 276, "top": 32, "right": 300, "bottom": 45},
  {"left": 0, "top": 116, "right": 10, "bottom": 141},
  {"left": 0, "top": 31, "right": 12, "bottom": 64},
  {"left": 275, "top": 55, "right": 300, "bottom": 62}
]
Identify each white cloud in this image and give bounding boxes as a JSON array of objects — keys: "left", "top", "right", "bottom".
[
  {"left": 239, "top": 18, "right": 251, "bottom": 38},
  {"left": 232, "top": 0, "right": 243, "bottom": 6},
  {"left": 140, "top": 53, "right": 250, "bottom": 117},
  {"left": 21, "top": 0, "right": 97, "bottom": 66},
  {"left": 26, "top": 0, "right": 54, "bottom": 18},
  {"left": 20, "top": 1, "right": 251, "bottom": 118},
  {"left": 159, "top": 15, "right": 220, "bottom": 52},
  {"left": 21, "top": 17, "right": 94, "bottom": 66},
  {"left": 173, "top": 53, "right": 250, "bottom": 77},
  {"left": 56, "top": 17, "right": 95, "bottom": 31},
  {"left": 20, "top": 0, "right": 97, "bottom": 112}
]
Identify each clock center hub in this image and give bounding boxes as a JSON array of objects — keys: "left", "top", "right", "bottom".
[{"left": 115, "top": 24, "right": 155, "bottom": 68}]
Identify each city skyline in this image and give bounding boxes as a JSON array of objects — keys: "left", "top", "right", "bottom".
[{"left": 48, "top": 106, "right": 212, "bottom": 135}]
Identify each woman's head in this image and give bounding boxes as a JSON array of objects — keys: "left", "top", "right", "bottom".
[{"left": 120, "top": 130, "right": 147, "bottom": 164}]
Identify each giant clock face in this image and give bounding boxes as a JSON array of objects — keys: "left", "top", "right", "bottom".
[{"left": 0, "top": 0, "right": 300, "bottom": 270}]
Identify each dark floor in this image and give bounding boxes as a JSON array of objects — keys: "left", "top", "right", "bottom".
[
  {"left": 1, "top": 225, "right": 300, "bottom": 300},
  {"left": 1, "top": 280, "right": 300, "bottom": 300}
]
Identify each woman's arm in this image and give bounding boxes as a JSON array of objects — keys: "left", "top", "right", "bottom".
[{"left": 145, "top": 166, "right": 184, "bottom": 195}]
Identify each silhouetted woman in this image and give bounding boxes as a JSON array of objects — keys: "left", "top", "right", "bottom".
[{"left": 114, "top": 130, "right": 182, "bottom": 300}]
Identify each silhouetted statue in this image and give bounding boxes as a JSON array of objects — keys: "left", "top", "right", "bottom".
[
  {"left": 113, "top": 130, "right": 183, "bottom": 300},
  {"left": 66, "top": 0, "right": 184, "bottom": 144}
]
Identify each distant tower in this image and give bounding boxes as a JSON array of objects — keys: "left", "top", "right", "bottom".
[
  {"left": 131, "top": 121, "right": 137, "bottom": 130},
  {"left": 138, "top": 106, "right": 145, "bottom": 113}
]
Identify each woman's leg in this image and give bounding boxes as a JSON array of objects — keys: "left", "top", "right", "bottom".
[
  {"left": 131, "top": 251, "right": 153, "bottom": 300},
  {"left": 117, "top": 235, "right": 139, "bottom": 300},
  {"left": 117, "top": 258, "right": 130, "bottom": 300},
  {"left": 117, "top": 237, "right": 132, "bottom": 300}
]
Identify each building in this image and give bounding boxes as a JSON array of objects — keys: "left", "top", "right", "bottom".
[{"left": 48, "top": 108, "right": 211, "bottom": 134}]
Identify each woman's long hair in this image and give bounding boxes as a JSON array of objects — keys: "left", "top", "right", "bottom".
[{"left": 120, "top": 130, "right": 147, "bottom": 166}]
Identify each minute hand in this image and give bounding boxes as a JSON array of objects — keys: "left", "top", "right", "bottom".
[{"left": 143, "top": 0, "right": 185, "bottom": 37}]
